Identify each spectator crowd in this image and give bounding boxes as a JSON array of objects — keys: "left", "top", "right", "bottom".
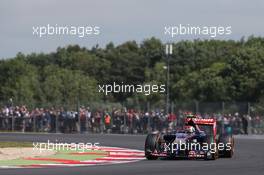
[{"left": 1, "top": 105, "right": 264, "bottom": 135}]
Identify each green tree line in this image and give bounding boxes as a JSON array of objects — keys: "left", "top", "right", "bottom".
[{"left": 1, "top": 36, "right": 264, "bottom": 109}]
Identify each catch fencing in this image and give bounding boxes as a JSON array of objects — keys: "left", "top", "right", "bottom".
[{"left": 0, "top": 101, "right": 263, "bottom": 135}]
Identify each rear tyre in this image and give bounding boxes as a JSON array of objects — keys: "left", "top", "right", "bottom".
[
  {"left": 145, "top": 134, "right": 159, "bottom": 160},
  {"left": 204, "top": 135, "right": 218, "bottom": 160},
  {"left": 218, "top": 135, "right": 234, "bottom": 158},
  {"left": 204, "top": 150, "right": 218, "bottom": 160},
  {"left": 224, "top": 136, "right": 234, "bottom": 158}
]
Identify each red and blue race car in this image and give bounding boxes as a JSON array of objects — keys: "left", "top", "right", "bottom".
[{"left": 145, "top": 116, "right": 234, "bottom": 160}]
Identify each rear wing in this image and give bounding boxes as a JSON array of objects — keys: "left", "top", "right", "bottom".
[
  {"left": 185, "top": 118, "right": 217, "bottom": 136},
  {"left": 185, "top": 118, "right": 216, "bottom": 125}
]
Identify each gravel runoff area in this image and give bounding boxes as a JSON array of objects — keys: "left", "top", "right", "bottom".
[{"left": 0, "top": 147, "right": 56, "bottom": 161}]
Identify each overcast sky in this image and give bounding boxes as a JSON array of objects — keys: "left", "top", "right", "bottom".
[{"left": 0, "top": 0, "right": 264, "bottom": 58}]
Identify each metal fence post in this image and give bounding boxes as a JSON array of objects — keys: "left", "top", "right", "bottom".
[
  {"left": 195, "top": 101, "right": 199, "bottom": 114},
  {"left": 78, "top": 113, "right": 81, "bottom": 134},
  {"left": 22, "top": 117, "right": 25, "bottom": 133},
  {"left": 33, "top": 116, "right": 36, "bottom": 132},
  {"left": 55, "top": 114, "right": 59, "bottom": 133},
  {"left": 171, "top": 102, "right": 174, "bottom": 114},
  {"left": 100, "top": 113, "right": 104, "bottom": 134},
  {"left": 222, "top": 101, "right": 225, "bottom": 114},
  {"left": 147, "top": 102, "right": 151, "bottom": 133},
  {"left": 247, "top": 102, "right": 251, "bottom": 116},
  {"left": 171, "top": 102, "right": 177, "bottom": 130},
  {"left": 247, "top": 102, "right": 252, "bottom": 134},
  {"left": 41, "top": 117, "right": 43, "bottom": 132},
  {"left": 12, "top": 116, "right": 15, "bottom": 132},
  {"left": 86, "top": 115, "right": 89, "bottom": 133}
]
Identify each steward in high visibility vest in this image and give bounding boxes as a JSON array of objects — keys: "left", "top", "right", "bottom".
[
  {"left": 104, "top": 114, "right": 111, "bottom": 130},
  {"left": 105, "top": 114, "right": 111, "bottom": 124}
]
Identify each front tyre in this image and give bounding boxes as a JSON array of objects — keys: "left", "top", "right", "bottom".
[{"left": 145, "top": 134, "right": 159, "bottom": 160}]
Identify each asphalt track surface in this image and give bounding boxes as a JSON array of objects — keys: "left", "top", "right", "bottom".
[{"left": 0, "top": 133, "right": 263, "bottom": 175}]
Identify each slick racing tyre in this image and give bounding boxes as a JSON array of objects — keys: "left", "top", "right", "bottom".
[
  {"left": 145, "top": 133, "right": 159, "bottom": 160},
  {"left": 204, "top": 135, "right": 218, "bottom": 160},
  {"left": 218, "top": 134, "right": 234, "bottom": 158},
  {"left": 223, "top": 135, "right": 234, "bottom": 158}
]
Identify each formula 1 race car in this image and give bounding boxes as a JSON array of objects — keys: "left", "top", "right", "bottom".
[{"left": 145, "top": 116, "right": 234, "bottom": 160}]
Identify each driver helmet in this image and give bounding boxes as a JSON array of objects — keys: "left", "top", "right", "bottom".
[
  {"left": 185, "top": 112, "right": 196, "bottom": 118},
  {"left": 185, "top": 126, "right": 195, "bottom": 133}
]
